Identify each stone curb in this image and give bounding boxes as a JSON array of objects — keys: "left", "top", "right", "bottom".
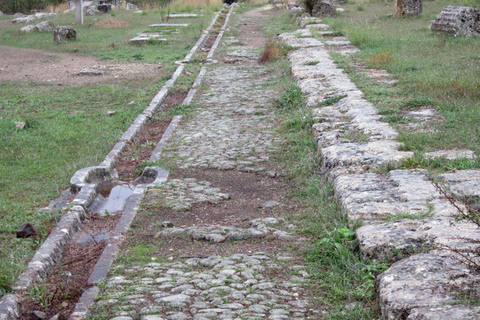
[
  {"left": 206, "top": 4, "right": 236, "bottom": 60},
  {"left": 0, "top": 8, "right": 226, "bottom": 320},
  {"left": 182, "top": 67, "right": 207, "bottom": 105},
  {"left": 150, "top": 115, "right": 183, "bottom": 162},
  {"left": 69, "top": 167, "right": 169, "bottom": 320},
  {"left": 282, "top": 14, "right": 480, "bottom": 320}
]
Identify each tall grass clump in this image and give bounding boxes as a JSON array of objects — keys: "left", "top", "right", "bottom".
[{"left": 260, "top": 38, "right": 292, "bottom": 63}]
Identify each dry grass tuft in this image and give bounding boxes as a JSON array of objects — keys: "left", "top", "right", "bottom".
[
  {"left": 366, "top": 50, "right": 394, "bottom": 68},
  {"left": 94, "top": 18, "right": 132, "bottom": 28},
  {"left": 260, "top": 38, "right": 288, "bottom": 63}
]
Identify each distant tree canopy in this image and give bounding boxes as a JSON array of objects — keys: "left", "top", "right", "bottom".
[
  {"left": 0, "top": 0, "right": 173, "bottom": 14},
  {"left": 0, "top": 0, "right": 64, "bottom": 14}
]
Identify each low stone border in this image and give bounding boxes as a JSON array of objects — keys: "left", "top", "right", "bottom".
[
  {"left": 182, "top": 67, "right": 207, "bottom": 105},
  {"left": 282, "top": 14, "right": 480, "bottom": 320},
  {"left": 0, "top": 8, "right": 226, "bottom": 320},
  {"left": 207, "top": 4, "right": 236, "bottom": 61},
  {"left": 150, "top": 115, "right": 183, "bottom": 162},
  {"left": 69, "top": 168, "right": 169, "bottom": 320}
]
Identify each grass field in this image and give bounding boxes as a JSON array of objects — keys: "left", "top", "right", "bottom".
[
  {"left": 322, "top": 0, "right": 480, "bottom": 157},
  {"left": 0, "top": 2, "right": 221, "bottom": 297}
]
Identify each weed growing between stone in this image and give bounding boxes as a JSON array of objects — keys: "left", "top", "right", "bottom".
[{"left": 272, "top": 59, "right": 385, "bottom": 319}]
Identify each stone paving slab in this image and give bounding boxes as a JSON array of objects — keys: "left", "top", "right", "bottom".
[
  {"left": 334, "top": 169, "right": 456, "bottom": 222},
  {"left": 377, "top": 252, "right": 480, "bottom": 320},
  {"left": 407, "top": 305, "right": 480, "bottom": 320},
  {"left": 97, "top": 253, "right": 317, "bottom": 320},
  {"left": 357, "top": 216, "right": 480, "bottom": 262},
  {"left": 439, "top": 169, "right": 480, "bottom": 200}
]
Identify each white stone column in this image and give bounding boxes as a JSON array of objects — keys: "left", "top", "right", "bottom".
[{"left": 75, "top": 0, "right": 83, "bottom": 25}]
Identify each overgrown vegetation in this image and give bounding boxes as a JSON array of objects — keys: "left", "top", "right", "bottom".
[{"left": 260, "top": 38, "right": 292, "bottom": 63}]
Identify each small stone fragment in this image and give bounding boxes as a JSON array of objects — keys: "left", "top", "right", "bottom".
[
  {"left": 162, "top": 221, "right": 174, "bottom": 228},
  {"left": 260, "top": 200, "right": 280, "bottom": 208},
  {"left": 31, "top": 310, "right": 46, "bottom": 320},
  {"left": 16, "top": 223, "right": 37, "bottom": 238},
  {"left": 54, "top": 26, "right": 76, "bottom": 42},
  {"left": 126, "top": 2, "right": 139, "bottom": 10},
  {"left": 15, "top": 121, "right": 26, "bottom": 129},
  {"left": 36, "top": 20, "right": 55, "bottom": 32}
]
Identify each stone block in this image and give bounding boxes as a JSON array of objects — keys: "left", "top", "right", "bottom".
[
  {"left": 430, "top": 6, "right": 480, "bottom": 36},
  {"left": 378, "top": 252, "right": 480, "bottom": 320},
  {"left": 312, "top": 0, "right": 335, "bottom": 17},
  {"left": 54, "top": 26, "right": 76, "bottom": 42}
]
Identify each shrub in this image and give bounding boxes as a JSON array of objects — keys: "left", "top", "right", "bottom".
[{"left": 260, "top": 38, "right": 293, "bottom": 63}]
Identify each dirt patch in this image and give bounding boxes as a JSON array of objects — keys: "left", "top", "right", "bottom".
[
  {"left": 155, "top": 169, "right": 293, "bottom": 228},
  {"left": 116, "top": 118, "right": 171, "bottom": 181},
  {"left": 0, "top": 45, "right": 167, "bottom": 85},
  {"left": 237, "top": 6, "right": 270, "bottom": 49},
  {"left": 20, "top": 213, "right": 121, "bottom": 320},
  {"left": 93, "top": 18, "right": 132, "bottom": 28},
  {"left": 125, "top": 168, "right": 298, "bottom": 259}
]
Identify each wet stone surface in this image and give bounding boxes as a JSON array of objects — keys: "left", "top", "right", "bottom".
[
  {"left": 145, "top": 178, "right": 230, "bottom": 211},
  {"left": 99, "top": 254, "right": 317, "bottom": 320}
]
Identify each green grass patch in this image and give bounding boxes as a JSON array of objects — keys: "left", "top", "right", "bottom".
[
  {"left": 376, "top": 154, "right": 480, "bottom": 174},
  {"left": 0, "top": 9, "right": 217, "bottom": 64},
  {"left": 0, "top": 80, "right": 161, "bottom": 295},
  {"left": 318, "top": 94, "right": 347, "bottom": 107}
]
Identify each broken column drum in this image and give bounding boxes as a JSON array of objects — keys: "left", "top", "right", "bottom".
[{"left": 430, "top": 6, "right": 480, "bottom": 36}]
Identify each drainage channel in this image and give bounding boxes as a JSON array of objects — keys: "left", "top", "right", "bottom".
[{"left": 0, "top": 4, "right": 236, "bottom": 320}]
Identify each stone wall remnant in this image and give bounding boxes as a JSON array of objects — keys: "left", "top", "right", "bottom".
[
  {"left": 394, "top": 0, "right": 422, "bottom": 17},
  {"left": 54, "top": 26, "right": 76, "bottom": 42},
  {"left": 430, "top": 6, "right": 480, "bottom": 36},
  {"left": 312, "top": 0, "right": 335, "bottom": 17},
  {"left": 125, "top": 2, "right": 138, "bottom": 10}
]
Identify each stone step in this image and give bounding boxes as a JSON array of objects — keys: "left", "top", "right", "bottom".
[
  {"left": 168, "top": 13, "right": 198, "bottom": 18},
  {"left": 129, "top": 34, "right": 167, "bottom": 44},
  {"left": 150, "top": 23, "right": 189, "bottom": 28}
]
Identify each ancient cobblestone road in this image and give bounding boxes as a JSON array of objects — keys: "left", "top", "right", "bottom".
[{"left": 92, "top": 7, "right": 323, "bottom": 320}]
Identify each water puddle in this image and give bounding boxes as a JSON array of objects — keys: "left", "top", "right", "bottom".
[{"left": 92, "top": 181, "right": 135, "bottom": 215}]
